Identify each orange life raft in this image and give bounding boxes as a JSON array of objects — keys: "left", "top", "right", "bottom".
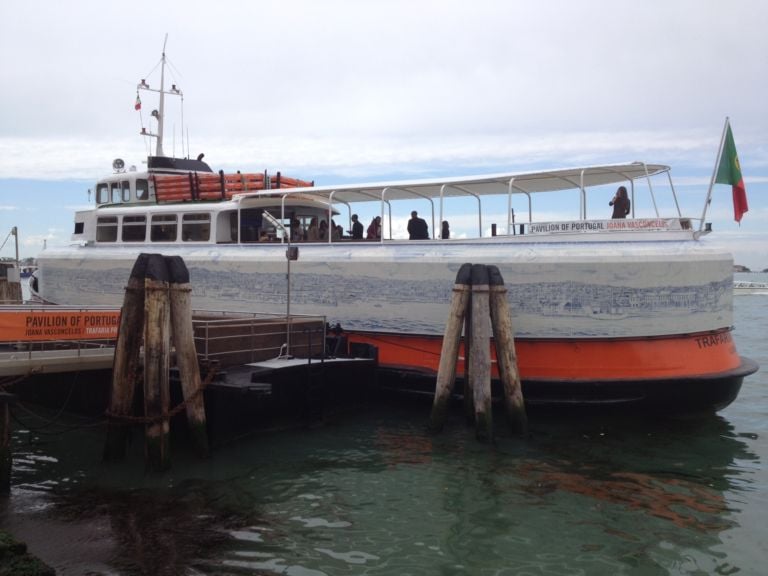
[{"left": 152, "top": 171, "right": 314, "bottom": 203}]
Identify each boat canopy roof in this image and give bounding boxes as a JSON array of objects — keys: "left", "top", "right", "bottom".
[{"left": 233, "top": 162, "right": 670, "bottom": 203}]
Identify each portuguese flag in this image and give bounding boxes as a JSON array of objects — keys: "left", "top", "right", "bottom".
[{"left": 715, "top": 122, "right": 748, "bottom": 223}]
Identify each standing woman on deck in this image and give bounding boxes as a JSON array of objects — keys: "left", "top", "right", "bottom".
[
  {"left": 367, "top": 216, "right": 381, "bottom": 239},
  {"left": 609, "top": 186, "right": 631, "bottom": 219}
]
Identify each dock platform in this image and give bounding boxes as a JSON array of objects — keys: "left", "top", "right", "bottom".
[
  {"left": 0, "top": 345, "right": 115, "bottom": 377},
  {"left": 0, "top": 305, "right": 342, "bottom": 377}
]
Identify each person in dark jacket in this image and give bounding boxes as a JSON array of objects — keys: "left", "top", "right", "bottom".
[
  {"left": 349, "top": 214, "right": 364, "bottom": 239},
  {"left": 609, "top": 186, "right": 631, "bottom": 218},
  {"left": 407, "top": 211, "right": 429, "bottom": 239}
]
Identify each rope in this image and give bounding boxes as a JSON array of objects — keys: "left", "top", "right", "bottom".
[
  {"left": 357, "top": 333, "right": 443, "bottom": 357},
  {"left": 10, "top": 402, "right": 106, "bottom": 435},
  {"left": 0, "top": 374, "right": 32, "bottom": 391},
  {"left": 7, "top": 371, "right": 108, "bottom": 435},
  {"left": 104, "top": 364, "right": 218, "bottom": 425}
]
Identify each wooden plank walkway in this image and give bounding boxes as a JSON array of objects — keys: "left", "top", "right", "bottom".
[{"left": 0, "top": 346, "right": 115, "bottom": 377}]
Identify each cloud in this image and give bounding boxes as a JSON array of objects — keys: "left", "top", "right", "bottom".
[{"left": 1, "top": 0, "right": 766, "bottom": 263}]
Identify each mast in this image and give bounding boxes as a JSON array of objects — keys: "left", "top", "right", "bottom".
[
  {"left": 156, "top": 36, "right": 167, "bottom": 157},
  {"left": 137, "top": 34, "right": 183, "bottom": 158},
  {"left": 698, "top": 117, "right": 730, "bottom": 232}
]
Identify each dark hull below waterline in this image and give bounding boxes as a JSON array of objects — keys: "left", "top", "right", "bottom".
[{"left": 378, "top": 356, "right": 759, "bottom": 415}]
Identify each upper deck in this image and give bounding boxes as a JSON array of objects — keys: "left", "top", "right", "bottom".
[{"left": 76, "top": 161, "right": 704, "bottom": 247}]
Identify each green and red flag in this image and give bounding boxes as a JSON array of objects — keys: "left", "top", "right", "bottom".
[{"left": 715, "top": 123, "right": 748, "bottom": 223}]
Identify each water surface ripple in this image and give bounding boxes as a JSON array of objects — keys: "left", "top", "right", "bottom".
[{"left": 1, "top": 290, "right": 766, "bottom": 575}]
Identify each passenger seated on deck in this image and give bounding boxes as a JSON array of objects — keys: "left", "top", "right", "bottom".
[
  {"left": 319, "top": 220, "right": 328, "bottom": 241},
  {"left": 609, "top": 186, "right": 631, "bottom": 219},
  {"left": 367, "top": 216, "right": 381, "bottom": 239},
  {"left": 331, "top": 219, "right": 342, "bottom": 241},
  {"left": 441, "top": 220, "right": 450, "bottom": 239}
]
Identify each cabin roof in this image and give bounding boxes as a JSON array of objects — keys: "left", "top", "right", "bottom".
[{"left": 233, "top": 162, "right": 670, "bottom": 203}]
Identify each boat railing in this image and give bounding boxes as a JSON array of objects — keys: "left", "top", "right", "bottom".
[{"left": 190, "top": 310, "right": 328, "bottom": 367}]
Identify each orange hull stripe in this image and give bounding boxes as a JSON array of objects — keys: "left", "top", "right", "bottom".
[{"left": 347, "top": 330, "right": 742, "bottom": 380}]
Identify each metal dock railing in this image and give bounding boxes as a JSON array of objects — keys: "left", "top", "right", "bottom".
[{"left": 1, "top": 305, "right": 329, "bottom": 377}]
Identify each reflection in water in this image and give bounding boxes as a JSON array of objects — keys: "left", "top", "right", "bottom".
[
  {"left": 0, "top": 402, "right": 760, "bottom": 575},
  {"left": 518, "top": 462, "right": 731, "bottom": 531},
  {"left": 59, "top": 484, "right": 243, "bottom": 574}
]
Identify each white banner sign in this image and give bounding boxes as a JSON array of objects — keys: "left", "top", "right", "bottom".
[{"left": 527, "top": 218, "right": 683, "bottom": 235}]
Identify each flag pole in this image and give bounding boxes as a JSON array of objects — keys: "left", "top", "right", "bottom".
[{"left": 698, "top": 117, "right": 730, "bottom": 232}]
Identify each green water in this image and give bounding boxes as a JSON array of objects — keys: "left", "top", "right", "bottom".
[{"left": 1, "top": 293, "right": 766, "bottom": 575}]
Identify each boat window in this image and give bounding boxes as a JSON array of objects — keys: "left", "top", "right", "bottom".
[
  {"left": 182, "top": 213, "right": 210, "bottom": 241},
  {"left": 96, "top": 216, "right": 118, "bottom": 242},
  {"left": 136, "top": 179, "right": 149, "bottom": 201},
  {"left": 121, "top": 181, "right": 131, "bottom": 202},
  {"left": 229, "top": 211, "right": 238, "bottom": 242},
  {"left": 151, "top": 214, "right": 178, "bottom": 242},
  {"left": 96, "top": 183, "right": 109, "bottom": 205},
  {"left": 111, "top": 182, "right": 121, "bottom": 204},
  {"left": 214, "top": 210, "right": 237, "bottom": 243},
  {"left": 240, "top": 208, "right": 264, "bottom": 243},
  {"left": 122, "top": 215, "right": 147, "bottom": 242}
]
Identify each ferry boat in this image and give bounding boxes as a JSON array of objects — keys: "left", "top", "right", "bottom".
[
  {"left": 733, "top": 281, "right": 768, "bottom": 295},
  {"left": 32, "top": 49, "right": 758, "bottom": 413}
]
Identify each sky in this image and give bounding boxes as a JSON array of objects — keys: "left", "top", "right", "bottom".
[{"left": 0, "top": 0, "right": 766, "bottom": 269}]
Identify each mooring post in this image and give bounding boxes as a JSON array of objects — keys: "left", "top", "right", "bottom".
[
  {"left": 0, "top": 393, "right": 16, "bottom": 494},
  {"left": 429, "top": 263, "right": 472, "bottom": 432},
  {"left": 470, "top": 264, "right": 493, "bottom": 442},
  {"left": 166, "top": 256, "right": 209, "bottom": 458},
  {"left": 0, "top": 263, "right": 22, "bottom": 305},
  {"left": 144, "top": 254, "right": 171, "bottom": 472},
  {"left": 104, "top": 254, "right": 149, "bottom": 461},
  {"left": 463, "top": 294, "right": 474, "bottom": 423},
  {"left": 488, "top": 265, "right": 527, "bottom": 435}
]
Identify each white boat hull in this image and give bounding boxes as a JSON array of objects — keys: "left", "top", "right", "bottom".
[{"left": 37, "top": 238, "right": 732, "bottom": 339}]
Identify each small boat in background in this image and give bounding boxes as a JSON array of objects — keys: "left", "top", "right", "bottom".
[{"left": 733, "top": 281, "right": 768, "bottom": 295}]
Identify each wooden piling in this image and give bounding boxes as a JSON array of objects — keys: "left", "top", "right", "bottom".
[
  {"left": 0, "top": 393, "right": 15, "bottom": 494},
  {"left": 104, "top": 254, "right": 149, "bottom": 461},
  {"left": 166, "top": 256, "right": 209, "bottom": 457},
  {"left": 463, "top": 294, "right": 474, "bottom": 423},
  {"left": 488, "top": 266, "right": 527, "bottom": 435},
  {"left": 470, "top": 264, "right": 493, "bottom": 442},
  {"left": 143, "top": 254, "right": 171, "bottom": 472},
  {"left": 0, "top": 264, "right": 22, "bottom": 305},
  {"left": 429, "top": 263, "right": 472, "bottom": 432}
]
